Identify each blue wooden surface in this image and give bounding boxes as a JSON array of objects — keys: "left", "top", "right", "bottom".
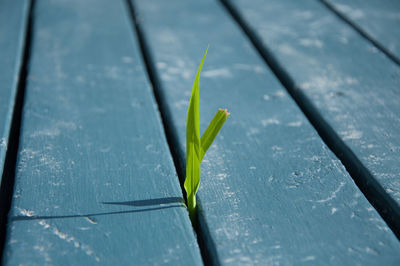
[
  {"left": 0, "top": 0, "right": 30, "bottom": 187},
  {"left": 132, "top": 0, "right": 400, "bottom": 264},
  {"left": 323, "top": 0, "right": 400, "bottom": 63},
  {"left": 2, "top": 0, "right": 203, "bottom": 264},
  {"left": 228, "top": 0, "right": 400, "bottom": 229}
]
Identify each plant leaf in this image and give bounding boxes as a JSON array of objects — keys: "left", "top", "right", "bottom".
[
  {"left": 184, "top": 47, "right": 208, "bottom": 214},
  {"left": 200, "top": 109, "right": 230, "bottom": 161}
]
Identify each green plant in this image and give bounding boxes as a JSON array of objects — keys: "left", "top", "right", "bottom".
[{"left": 184, "top": 47, "right": 230, "bottom": 221}]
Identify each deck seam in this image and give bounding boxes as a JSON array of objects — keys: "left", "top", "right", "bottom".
[
  {"left": 318, "top": 0, "right": 400, "bottom": 67},
  {"left": 124, "top": 0, "right": 221, "bottom": 264},
  {"left": 0, "top": 0, "right": 34, "bottom": 260},
  {"left": 220, "top": 0, "right": 400, "bottom": 240}
]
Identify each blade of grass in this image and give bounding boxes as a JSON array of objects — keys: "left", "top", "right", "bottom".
[
  {"left": 200, "top": 109, "right": 230, "bottom": 161},
  {"left": 184, "top": 47, "right": 229, "bottom": 223},
  {"left": 185, "top": 47, "right": 208, "bottom": 219}
]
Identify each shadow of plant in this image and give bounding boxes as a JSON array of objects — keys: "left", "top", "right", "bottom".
[{"left": 11, "top": 197, "right": 185, "bottom": 221}]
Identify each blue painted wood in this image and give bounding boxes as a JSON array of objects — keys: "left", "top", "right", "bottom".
[
  {"left": 132, "top": 0, "right": 400, "bottom": 264},
  {"left": 0, "top": 0, "right": 30, "bottom": 186},
  {"left": 322, "top": 0, "right": 400, "bottom": 63},
  {"left": 228, "top": 0, "right": 400, "bottom": 232},
  {"left": 2, "top": 0, "right": 203, "bottom": 264}
]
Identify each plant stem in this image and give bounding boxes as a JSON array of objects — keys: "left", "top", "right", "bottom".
[{"left": 187, "top": 193, "right": 197, "bottom": 223}]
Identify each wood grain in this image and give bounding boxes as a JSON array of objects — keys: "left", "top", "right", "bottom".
[
  {"left": 0, "top": 0, "right": 30, "bottom": 189},
  {"left": 132, "top": 0, "right": 400, "bottom": 264},
  {"left": 322, "top": 0, "right": 400, "bottom": 63},
  {"left": 2, "top": 0, "right": 202, "bottom": 264},
  {"left": 229, "top": 0, "right": 400, "bottom": 235}
]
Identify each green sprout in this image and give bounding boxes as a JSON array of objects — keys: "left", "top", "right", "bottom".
[{"left": 184, "top": 47, "right": 230, "bottom": 221}]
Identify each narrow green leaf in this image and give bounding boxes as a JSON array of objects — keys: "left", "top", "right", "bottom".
[
  {"left": 184, "top": 47, "right": 230, "bottom": 222},
  {"left": 184, "top": 47, "right": 208, "bottom": 218},
  {"left": 200, "top": 109, "right": 230, "bottom": 161}
]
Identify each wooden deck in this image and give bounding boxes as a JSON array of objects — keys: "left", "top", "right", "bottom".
[{"left": 0, "top": 0, "right": 399, "bottom": 264}]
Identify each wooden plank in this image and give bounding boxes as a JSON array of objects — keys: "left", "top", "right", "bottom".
[
  {"left": 2, "top": 0, "right": 203, "bottom": 264},
  {"left": 0, "top": 0, "right": 30, "bottom": 189},
  {"left": 227, "top": 0, "right": 400, "bottom": 233},
  {"left": 321, "top": 0, "right": 400, "bottom": 63},
  {"left": 132, "top": 0, "right": 400, "bottom": 264}
]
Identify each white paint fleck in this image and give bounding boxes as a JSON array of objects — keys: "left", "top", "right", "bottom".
[
  {"left": 261, "top": 118, "right": 280, "bottom": 127},
  {"left": 246, "top": 127, "right": 260, "bottom": 137},
  {"left": 156, "top": 62, "right": 167, "bottom": 69},
  {"left": 39, "top": 220, "right": 50, "bottom": 229},
  {"left": 34, "top": 245, "right": 51, "bottom": 262},
  {"left": 301, "top": 76, "right": 342, "bottom": 90},
  {"left": 105, "top": 66, "right": 120, "bottom": 79},
  {"left": 278, "top": 44, "right": 297, "bottom": 55},
  {"left": 146, "top": 144, "right": 153, "bottom": 151},
  {"left": 38, "top": 220, "right": 100, "bottom": 262},
  {"left": 167, "top": 67, "right": 180, "bottom": 74},
  {"left": 264, "top": 255, "right": 283, "bottom": 265},
  {"left": 18, "top": 208, "right": 35, "bottom": 217},
  {"left": 316, "top": 182, "right": 345, "bottom": 203},
  {"left": 253, "top": 65, "right": 264, "bottom": 73},
  {"left": 366, "top": 207, "right": 374, "bottom": 212},
  {"left": 249, "top": 166, "right": 256, "bottom": 170},
  {"left": 31, "top": 127, "right": 61, "bottom": 138},
  {"left": 173, "top": 99, "right": 189, "bottom": 109},
  {"left": 99, "top": 147, "right": 111, "bottom": 153},
  {"left": 386, "top": 188, "right": 394, "bottom": 193},
  {"left": 365, "top": 247, "right": 379, "bottom": 255},
  {"left": 216, "top": 173, "right": 227, "bottom": 180},
  {"left": 263, "top": 94, "right": 270, "bottom": 100},
  {"left": 299, "top": 38, "right": 323, "bottom": 48},
  {"left": 301, "top": 256, "right": 316, "bottom": 262},
  {"left": 345, "top": 77, "right": 359, "bottom": 85},
  {"left": 287, "top": 121, "right": 303, "bottom": 127},
  {"left": 53, "top": 228, "right": 69, "bottom": 240},
  {"left": 342, "top": 130, "right": 363, "bottom": 140},
  {"left": 377, "top": 224, "right": 390, "bottom": 232},
  {"left": 0, "top": 138, "right": 6, "bottom": 147},
  {"left": 202, "top": 68, "right": 232, "bottom": 78},
  {"left": 31, "top": 121, "right": 77, "bottom": 138},
  {"left": 331, "top": 207, "right": 338, "bottom": 215},
  {"left": 274, "top": 90, "right": 286, "bottom": 98},
  {"left": 232, "top": 62, "right": 264, "bottom": 74}
]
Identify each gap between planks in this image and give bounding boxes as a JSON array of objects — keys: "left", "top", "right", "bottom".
[
  {"left": 219, "top": 0, "right": 400, "bottom": 240},
  {"left": 124, "top": 0, "right": 220, "bottom": 265},
  {"left": 318, "top": 0, "right": 400, "bottom": 67},
  {"left": 0, "top": 0, "right": 34, "bottom": 260}
]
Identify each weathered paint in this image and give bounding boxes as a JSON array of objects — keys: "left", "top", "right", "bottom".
[
  {"left": 132, "top": 0, "right": 400, "bottom": 264},
  {"left": 0, "top": 0, "right": 30, "bottom": 187},
  {"left": 2, "top": 0, "right": 202, "bottom": 264},
  {"left": 229, "top": 0, "right": 400, "bottom": 230},
  {"left": 324, "top": 0, "right": 400, "bottom": 62}
]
